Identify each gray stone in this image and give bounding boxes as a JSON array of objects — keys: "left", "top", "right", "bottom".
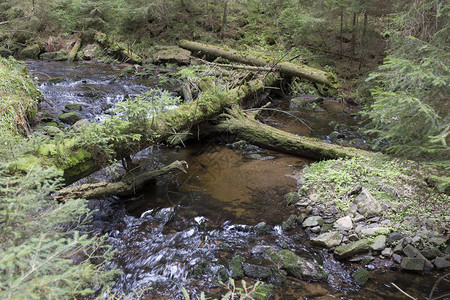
[
  {"left": 401, "top": 257, "right": 425, "bottom": 271},
  {"left": 82, "top": 43, "right": 99, "bottom": 60},
  {"left": 361, "top": 227, "right": 389, "bottom": 236},
  {"left": 353, "top": 267, "right": 370, "bottom": 285},
  {"left": 72, "top": 119, "right": 90, "bottom": 132},
  {"left": 152, "top": 46, "right": 191, "bottom": 65},
  {"left": 353, "top": 214, "right": 365, "bottom": 222},
  {"left": 311, "top": 231, "right": 343, "bottom": 248},
  {"left": 265, "top": 248, "right": 328, "bottom": 280},
  {"left": 393, "top": 254, "right": 402, "bottom": 264},
  {"left": 349, "top": 234, "right": 359, "bottom": 242},
  {"left": 381, "top": 248, "right": 393, "bottom": 258},
  {"left": 19, "top": 44, "right": 40, "bottom": 58},
  {"left": 282, "top": 215, "right": 301, "bottom": 231},
  {"left": 58, "top": 112, "right": 81, "bottom": 125},
  {"left": 152, "top": 207, "right": 175, "bottom": 224},
  {"left": 334, "top": 216, "right": 353, "bottom": 230},
  {"left": 403, "top": 244, "right": 434, "bottom": 269},
  {"left": 421, "top": 247, "right": 443, "bottom": 260},
  {"left": 372, "top": 235, "right": 387, "bottom": 251},
  {"left": 430, "top": 237, "right": 447, "bottom": 247},
  {"left": 284, "top": 192, "right": 302, "bottom": 205},
  {"left": 43, "top": 126, "right": 62, "bottom": 137},
  {"left": 354, "top": 188, "right": 382, "bottom": 217},
  {"left": 433, "top": 257, "right": 450, "bottom": 269},
  {"left": 393, "top": 242, "right": 403, "bottom": 254},
  {"left": 254, "top": 222, "right": 272, "bottom": 235},
  {"left": 302, "top": 216, "right": 324, "bottom": 227},
  {"left": 310, "top": 226, "right": 321, "bottom": 233},
  {"left": 334, "top": 239, "right": 371, "bottom": 259},
  {"left": 387, "top": 232, "right": 404, "bottom": 246}
]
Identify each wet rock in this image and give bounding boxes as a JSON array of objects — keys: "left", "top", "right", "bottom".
[
  {"left": 254, "top": 222, "right": 272, "bottom": 235},
  {"left": 58, "top": 112, "right": 81, "bottom": 125},
  {"left": 311, "top": 231, "right": 343, "bottom": 248},
  {"left": 387, "top": 232, "right": 404, "bottom": 246},
  {"left": 216, "top": 267, "right": 229, "bottom": 282},
  {"left": 354, "top": 188, "right": 382, "bottom": 217},
  {"left": 19, "top": 44, "right": 40, "bottom": 58},
  {"left": 153, "top": 207, "right": 175, "bottom": 224},
  {"left": 265, "top": 248, "right": 328, "bottom": 280},
  {"left": 302, "top": 216, "right": 324, "bottom": 228},
  {"left": 393, "top": 254, "right": 402, "bottom": 264},
  {"left": 371, "top": 235, "right": 387, "bottom": 251},
  {"left": 229, "top": 256, "right": 245, "bottom": 279},
  {"left": 254, "top": 283, "right": 274, "bottom": 300},
  {"left": 360, "top": 227, "right": 389, "bottom": 236},
  {"left": 353, "top": 267, "right": 369, "bottom": 285},
  {"left": 282, "top": 215, "right": 301, "bottom": 231},
  {"left": 361, "top": 256, "right": 374, "bottom": 265},
  {"left": 334, "top": 239, "right": 371, "bottom": 259},
  {"left": 334, "top": 216, "right": 353, "bottom": 230},
  {"left": 242, "top": 262, "right": 273, "bottom": 280},
  {"left": 72, "top": 119, "right": 90, "bottom": 132},
  {"left": 65, "top": 103, "right": 82, "bottom": 111},
  {"left": 421, "top": 247, "right": 443, "bottom": 260},
  {"left": 82, "top": 44, "right": 100, "bottom": 60},
  {"left": 401, "top": 257, "right": 425, "bottom": 271},
  {"left": 251, "top": 245, "right": 272, "bottom": 256},
  {"left": 403, "top": 244, "right": 433, "bottom": 269},
  {"left": 381, "top": 248, "right": 393, "bottom": 258},
  {"left": 284, "top": 192, "right": 301, "bottom": 205},
  {"left": 433, "top": 257, "right": 450, "bottom": 269},
  {"left": 190, "top": 261, "right": 210, "bottom": 279}
]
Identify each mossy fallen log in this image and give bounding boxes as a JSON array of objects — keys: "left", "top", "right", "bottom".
[
  {"left": 54, "top": 160, "right": 188, "bottom": 200},
  {"left": 94, "top": 32, "right": 142, "bottom": 64},
  {"left": 216, "top": 106, "right": 371, "bottom": 160},
  {"left": 12, "top": 75, "right": 278, "bottom": 184},
  {"left": 67, "top": 36, "right": 81, "bottom": 63},
  {"left": 179, "top": 40, "right": 339, "bottom": 91}
]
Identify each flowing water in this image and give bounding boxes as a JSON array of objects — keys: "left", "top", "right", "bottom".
[{"left": 27, "top": 60, "right": 449, "bottom": 300}]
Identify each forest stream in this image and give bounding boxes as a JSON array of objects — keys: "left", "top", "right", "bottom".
[{"left": 27, "top": 60, "right": 449, "bottom": 299}]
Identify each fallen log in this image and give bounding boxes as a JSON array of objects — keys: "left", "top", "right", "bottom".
[
  {"left": 67, "top": 35, "right": 82, "bottom": 62},
  {"left": 94, "top": 31, "right": 142, "bottom": 64},
  {"left": 12, "top": 75, "right": 278, "bottom": 184},
  {"left": 179, "top": 40, "right": 339, "bottom": 91},
  {"left": 216, "top": 106, "right": 371, "bottom": 160},
  {"left": 54, "top": 160, "right": 188, "bottom": 201}
]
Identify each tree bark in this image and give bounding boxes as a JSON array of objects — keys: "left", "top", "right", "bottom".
[
  {"left": 54, "top": 160, "right": 188, "bottom": 201},
  {"left": 220, "top": 0, "right": 229, "bottom": 39},
  {"left": 178, "top": 40, "right": 339, "bottom": 90},
  {"left": 216, "top": 106, "right": 371, "bottom": 160}
]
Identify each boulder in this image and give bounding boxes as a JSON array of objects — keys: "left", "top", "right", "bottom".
[
  {"left": 82, "top": 43, "right": 100, "bottom": 60},
  {"left": 381, "top": 248, "right": 393, "bottom": 258},
  {"left": 334, "top": 239, "right": 371, "bottom": 259},
  {"left": 433, "top": 257, "right": 450, "bottom": 269},
  {"left": 302, "top": 216, "right": 324, "bottom": 228},
  {"left": 353, "top": 267, "right": 369, "bottom": 285},
  {"left": 282, "top": 215, "right": 302, "bottom": 231},
  {"left": 371, "top": 235, "right": 387, "bottom": 251},
  {"left": 387, "top": 232, "right": 403, "bottom": 246},
  {"left": 253, "top": 222, "right": 272, "bottom": 235},
  {"left": 64, "top": 103, "right": 82, "bottom": 111},
  {"left": 403, "top": 244, "right": 433, "bottom": 269},
  {"left": 152, "top": 46, "right": 191, "bottom": 65},
  {"left": 58, "top": 112, "right": 81, "bottom": 125},
  {"left": 311, "top": 231, "right": 343, "bottom": 248},
  {"left": 334, "top": 216, "right": 353, "bottom": 230},
  {"left": 354, "top": 188, "right": 382, "bottom": 217},
  {"left": 393, "top": 254, "right": 402, "bottom": 264},
  {"left": 284, "top": 192, "right": 301, "bottom": 205},
  {"left": 265, "top": 248, "right": 328, "bottom": 280},
  {"left": 19, "top": 44, "right": 40, "bottom": 58},
  {"left": 401, "top": 257, "right": 425, "bottom": 271}
]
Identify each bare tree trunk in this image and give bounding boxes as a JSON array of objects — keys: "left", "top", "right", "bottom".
[
  {"left": 340, "top": 9, "right": 344, "bottom": 57},
  {"left": 350, "top": 12, "right": 357, "bottom": 59},
  {"left": 220, "top": 0, "right": 229, "bottom": 39}
]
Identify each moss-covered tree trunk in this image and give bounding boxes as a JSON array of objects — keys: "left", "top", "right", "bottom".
[
  {"left": 216, "top": 106, "right": 371, "bottom": 160},
  {"left": 178, "top": 40, "right": 339, "bottom": 90}
]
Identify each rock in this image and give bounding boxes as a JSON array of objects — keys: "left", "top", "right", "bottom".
[
  {"left": 190, "top": 261, "right": 210, "bottom": 279},
  {"left": 0, "top": 47, "right": 13, "bottom": 57},
  {"left": 152, "top": 207, "right": 175, "bottom": 224},
  {"left": 254, "top": 283, "right": 274, "bottom": 300},
  {"left": 265, "top": 248, "right": 328, "bottom": 280},
  {"left": 19, "top": 44, "right": 40, "bottom": 58},
  {"left": 354, "top": 188, "right": 382, "bottom": 217},
  {"left": 311, "top": 231, "right": 343, "bottom": 248},
  {"left": 387, "top": 232, "right": 404, "bottom": 246},
  {"left": 65, "top": 103, "right": 82, "bottom": 111},
  {"left": 393, "top": 241, "right": 403, "bottom": 254},
  {"left": 353, "top": 214, "right": 365, "bottom": 222},
  {"left": 42, "top": 126, "right": 62, "bottom": 137},
  {"left": 229, "top": 256, "right": 245, "bottom": 279},
  {"left": 403, "top": 244, "right": 433, "bottom": 269},
  {"left": 430, "top": 237, "right": 447, "bottom": 247},
  {"left": 58, "top": 112, "right": 81, "bottom": 125},
  {"left": 349, "top": 234, "right": 359, "bottom": 242},
  {"left": 421, "top": 247, "right": 443, "bottom": 260},
  {"left": 82, "top": 44, "right": 100, "bottom": 60},
  {"left": 371, "top": 235, "right": 387, "bottom": 251},
  {"left": 320, "top": 223, "right": 334, "bottom": 233},
  {"left": 401, "top": 257, "right": 425, "bottom": 271},
  {"left": 251, "top": 245, "right": 272, "bottom": 256},
  {"left": 381, "top": 248, "right": 393, "bottom": 258},
  {"left": 215, "top": 267, "right": 229, "bottom": 282},
  {"left": 360, "top": 227, "right": 389, "bottom": 236},
  {"left": 334, "top": 216, "right": 353, "bottom": 230},
  {"left": 302, "top": 216, "right": 324, "bottom": 228},
  {"left": 152, "top": 46, "right": 191, "bottom": 65},
  {"left": 311, "top": 226, "right": 321, "bottom": 233},
  {"left": 393, "top": 254, "right": 402, "bottom": 264},
  {"left": 353, "top": 268, "right": 369, "bottom": 285},
  {"left": 334, "top": 239, "right": 371, "bottom": 259},
  {"left": 72, "top": 119, "right": 90, "bottom": 132},
  {"left": 242, "top": 262, "right": 273, "bottom": 280},
  {"left": 282, "top": 215, "right": 301, "bottom": 231},
  {"left": 433, "top": 257, "right": 450, "bottom": 269},
  {"left": 254, "top": 222, "right": 272, "bottom": 235},
  {"left": 284, "top": 192, "right": 302, "bottom": 205}
]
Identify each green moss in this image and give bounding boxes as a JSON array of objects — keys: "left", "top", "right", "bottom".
[
  {"left": 353, "top": 268, "right": 369, "bottom": 285},
  {"left": 49, "top": 77, "right": 65, "bottom": 84},
  {"left": 229, "top": 256, "right": 245, "bottom": 279},
  {"left": 254, "top": 284, "right": 274, "bottom": 300},
  {"left": 9, "top": 155, "right": 40, "bottom": 173}
]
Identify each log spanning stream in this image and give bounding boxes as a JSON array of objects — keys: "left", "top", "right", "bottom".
[{"left": 27, "top": 60, "right": 447, "bottom": 299}]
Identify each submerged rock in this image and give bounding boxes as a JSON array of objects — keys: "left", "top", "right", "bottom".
[
  {"left": 265, "top": 248, "right": 328, "bottom": 280},
  {"left": 353, "top": 267, "right": 369, "bottom": 285},
  {"left": 152, "top": 207, "right": 175, "bottom": 224},
  {"left": 334, "top": 239, "right": 371, "bottom": 259},
  {"left": 311, "top": 231, "right": 343, "bottom": 248}
]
